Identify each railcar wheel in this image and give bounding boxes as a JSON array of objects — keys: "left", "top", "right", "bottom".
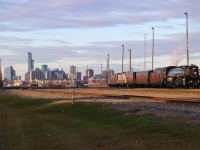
[
  {"left": 174, "top": 79, "right": 179, "bottom": 89},
  {"left": 163, "top": 80, "right": 167, "bottom": 88},
  {"left": 188, "top": 82, "right": 194, "bottom": 89},
  {"left": 174, "top": 78, "right": 183, "bottom": 89},
  {"left": 189, "top": 85, "right": 194, "bottom": 89}
]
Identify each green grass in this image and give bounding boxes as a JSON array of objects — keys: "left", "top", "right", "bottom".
[{"left": 0, "top": 92, "right": 200, "bottom": 150}]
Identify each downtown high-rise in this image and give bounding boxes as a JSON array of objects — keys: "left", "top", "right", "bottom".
[
  {"left": 28, "top": 52, "right": 34, "bottom": 71},
  {"left": 70, "top": 65, "right": 76, "bottom": 79},
  {"left": 4, "top": 66, "right": 16, "bottom": 81}
]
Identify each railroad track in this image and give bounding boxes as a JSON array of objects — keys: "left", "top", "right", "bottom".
[{"left": 30, "top": 89, "right": 200, "bottom": 104}]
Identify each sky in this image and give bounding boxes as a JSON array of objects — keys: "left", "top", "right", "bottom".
[{"left": 0, "top": 0, "right": 200, "bottom": 79}]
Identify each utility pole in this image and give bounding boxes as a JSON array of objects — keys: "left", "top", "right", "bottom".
[
  {"left": 129, "top": 49, "right": 131, "bottom": 72},
  {"left": 106, "top": 58, "right": 108, "bottom": 84},
  {"left": 122, "top": 45, "right": 124, "bottom": 72},
  {"left": 87, "top": 65, "right": 88, "bottom": 82},
  {"left": 0, "top": 59, "right": 2, "bottom": 87},
  {"left": 152, "top": 27, "right": 154, "bottom": 70},
  {"left": 184, "top": 12, "right": 189, "bottom": 66},
  {"left": 144, "top": 34, "right": 146, "bottom": 71},
  {"left": 108, "top": 54, "right": 110, "bottom": 76},
  {"left": 76, "top": 67, "right": 78, "bottom": 80},
  {"left": 101, "top": 64, "right": 102, "bottom": 87},
  {"left": 107, "top": 54, "right": 110, "bottom": 84}
]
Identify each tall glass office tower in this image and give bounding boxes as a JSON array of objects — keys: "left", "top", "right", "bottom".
[
  {"left": 4, "top": 66, "right": 15, "bottom": 81},
  {"left": 28, "top": 52, "right": 34, "bottom": 71}
]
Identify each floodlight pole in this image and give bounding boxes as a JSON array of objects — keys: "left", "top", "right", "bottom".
[
  {"left": 184, "top": 12, "right": 189, "bottom": 66},
  {"left": 152, "top": 27, "right": 154, "bottom": 70},
  {"left": 122, "top": 45, "right": 124, "bottom": 72},
  {"left": 129, "top": 49, "right": 131, "bottom": 72}
]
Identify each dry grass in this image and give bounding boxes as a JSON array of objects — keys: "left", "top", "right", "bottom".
[{"left": 0, "top": 93, "right": 200, "bottom": 150}]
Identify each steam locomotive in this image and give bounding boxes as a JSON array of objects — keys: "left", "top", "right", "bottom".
[{"left": 108, "top": 65, "right": 200, "bottom": 88}]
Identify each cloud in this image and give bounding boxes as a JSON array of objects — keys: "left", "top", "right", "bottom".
[
  {"left": 0, "top": 0, "right": 199, "bottom": 31},
  {"left": 1, "top": 0, "right": 200, "bottom": 79}
]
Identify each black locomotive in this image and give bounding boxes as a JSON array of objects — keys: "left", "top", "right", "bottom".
[{"left": 108, "top": 65, "right": 200, "bottom": 88}]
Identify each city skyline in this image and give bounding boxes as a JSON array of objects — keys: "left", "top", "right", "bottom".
[{"left": 0, "top": 0, "right": 200, "bottom": 79}]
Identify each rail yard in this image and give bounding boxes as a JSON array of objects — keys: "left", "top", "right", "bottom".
[{"left": 6, "top": 87, "right": 200, "bottom": 120}]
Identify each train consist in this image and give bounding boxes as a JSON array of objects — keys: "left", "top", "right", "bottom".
[{"left": 108, "top": 65, "right": 200, "bottom": 88}]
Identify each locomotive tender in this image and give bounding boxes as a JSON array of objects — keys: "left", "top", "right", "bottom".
[{"left": 108, "top": 65, "right": 200, "bottom": 88}]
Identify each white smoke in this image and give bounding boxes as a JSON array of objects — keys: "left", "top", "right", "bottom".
[{"left": 171, "top": 44, "right": 184, "bottom": 66}]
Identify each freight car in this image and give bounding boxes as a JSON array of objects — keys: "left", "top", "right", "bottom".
[{"left": 108, "top": 65, "right": 200, "bottom": 88}]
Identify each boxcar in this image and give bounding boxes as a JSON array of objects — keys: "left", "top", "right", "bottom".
[
  {"left": 150, "top": 68, "right": 165, "bottom": 87},
  {"left": 117, "top": 72, "right": 127, "bottom": 87},
  {"left": 136, "top": 71, "right": 151, "bottom": 87},
  {"left": 108, "top": 74, "right": 118, "bottom": 87},
  {"left": 126, "top": 72, "right": 136, "bottom": 87}
]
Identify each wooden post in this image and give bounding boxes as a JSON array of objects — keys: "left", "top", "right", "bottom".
[{"left": 72, "top": 90, "right": 75, "bottom": 105}]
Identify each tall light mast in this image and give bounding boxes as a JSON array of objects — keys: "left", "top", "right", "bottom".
[
  {"left": 122, "top": 45, "right": 124, "bottom": 72},
  {"left": 152, "top": 27, "right": 154, "bottom": 70},
  {"left": 184, "top": 12, "right": 189, "bottom": 66},
  {"left": 144, "top": 34, "right": 146, "bottom": 71}
]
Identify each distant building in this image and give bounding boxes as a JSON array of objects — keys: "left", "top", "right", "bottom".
[
  {"left": 77, "top": 72, "right": 82, "bottom": 80},
  {"left": 41, "top": 64, "right": 48, "bottom": 73},
  {"left": 52, "top": 68, "right": 67, "bottom": 80},
  {"left": 70, "top": 65, "right": 76, "bottom": 79},
  {"left": 30, "top": 68, "right": 43, "bottom": 81},
  {"left": 4, "top": 66, "right": 16, "bottom": 82},
  {"left": 95, "top": 74, "right": 102, "bottom": 78},
  {"left": 103, "top": 70, "right": 108, "bottom": 78},
  {"left": 44, "top": 70, "right": 52, "bottom": 79},
  {"left": 13, "top": 76, "right": 21, "bottom": 80},
  {"left": 25, "top": 71, "right": 30, "bottom": 81},
  {"left": 28, "top": 52, "right": 34, "bottom": 71},
  {"left": 88, "top": 77, "right": 102, "bottom": 85},
  {"left": 85, "top": 69, "right": 94, "bottom": 78},
  {"left": 109, "top": 70, "right": 115, "bottom": 77}
]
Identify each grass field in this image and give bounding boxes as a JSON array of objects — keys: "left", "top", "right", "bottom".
[{"left": 0, "top": 92, "right": 200, "bottom": 150}]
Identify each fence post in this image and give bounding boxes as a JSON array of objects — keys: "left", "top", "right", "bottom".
[{"left": 72, "top": 90, "right": 75, "bottom": 105}]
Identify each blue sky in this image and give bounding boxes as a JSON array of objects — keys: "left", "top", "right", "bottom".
[{"left": 0, "top": 0, "right": 200, "bottom": 78}]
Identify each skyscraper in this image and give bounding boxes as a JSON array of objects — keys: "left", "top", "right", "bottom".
[
  {"left": 30, "top": 68, "right": 43, "bottom": 81},
  {"left": 41, "top": 64, "right": 48, "bottom": 72},
  {"left": 70, "top": 65, "right": 76, "bottom": 79},
  {"left": 85, "top": 69, "right": 94, "bottom": 78},
  {"left": 4, "top": 66, "right": 16, "bottom": 81},
  {"left": 28, "top": 52, "right": 34, "bottom": 71},
  {"left": 41, "top": 64, "right": 48, "bottom": 78},
  {"left": 77, "top": 72, "right": 82, "bottom": 80}
]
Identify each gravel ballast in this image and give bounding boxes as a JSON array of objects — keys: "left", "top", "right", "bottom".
[{"left": 4, "top": 89, "right": 200, "bottom": 122}]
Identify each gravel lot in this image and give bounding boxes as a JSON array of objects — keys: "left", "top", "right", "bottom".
[{"left": 4, "top": 88, "right": 200, "bottom": 123}]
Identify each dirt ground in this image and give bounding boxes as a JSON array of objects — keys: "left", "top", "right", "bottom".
[{"left": 5, "top": 88, "right": 200, "bottom": 122}]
